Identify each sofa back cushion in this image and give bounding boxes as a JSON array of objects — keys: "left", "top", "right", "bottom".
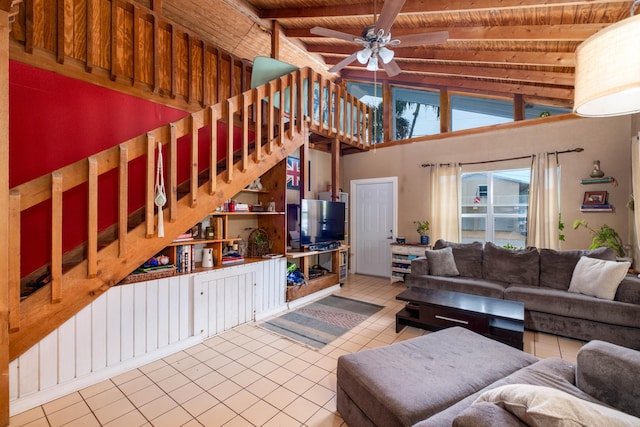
[
  {"left": 433, "top": 240, "right": 483, "bottom": 278},
  {"left": 539, "top": 247, "right": 616, "bottom": 290},
  {"left": 483, "top": 242, "right": 540, "bottom": 286}
]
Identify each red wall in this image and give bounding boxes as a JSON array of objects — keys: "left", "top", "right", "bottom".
[{"left": 10, "top": 61, "right": 243, "bottom": 277}]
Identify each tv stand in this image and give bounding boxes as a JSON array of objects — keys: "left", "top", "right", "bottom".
[{"left": 286, "top": 245, "right": 348, "bottom": 302}]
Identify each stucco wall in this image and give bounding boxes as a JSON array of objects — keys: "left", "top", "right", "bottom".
[{"left": 341, "top": 115, "right": 638, "bottom": 253}]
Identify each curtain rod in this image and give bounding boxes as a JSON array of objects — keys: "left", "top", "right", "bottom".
[{"left": 420, "top": 147, "right": 584, "bottom": 168}]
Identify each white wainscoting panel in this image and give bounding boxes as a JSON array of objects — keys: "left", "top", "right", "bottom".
[{"left": 9, "top": 258, "right": 286, "bottom": 416}]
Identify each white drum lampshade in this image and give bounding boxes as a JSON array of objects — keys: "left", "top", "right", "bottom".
[{"left": 574, "top": 14, "right": 640, "bottom": 117}]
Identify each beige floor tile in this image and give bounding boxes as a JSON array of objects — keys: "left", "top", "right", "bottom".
[
  {"left": 127, "top": 384, "right": 166, "bottom": 408},
  {"left": 139, "top": 359, "right": 168, "bottom": 375},
  {"left": 149, "top": 405, "right": 193, "bottom": 427},
  {"left": 250, "top": 359, "right": 279, "bottom": 376},
  {"left": 146, "top": 365, "right": 180, "bottom": 383},
  {"left": 93, "top": 397, "right": 137, "bottom": 425},
  {"left": 204, "top": 354, "right": 234, "bottom": 371},
  {"left": 317, "top": 372, "right": 337, "bottom": 392},
  {"left": 193, "top": 370, "right": 227, "bottom": 391},
  {"left": 302, "top": 384, "right": 335, "bottom": 407},
  {"left": 117, "top": 374, "right": 155, "bottom": 396},
  {"left": 283, "top": 396, "right": 321, "bottom": 424},
  {"left": 181, "top": 420, "right": 204, "bottom": 427},
  {"left": 230, "top": 368, "right": 262, "bottom": 388},
  {"left": 252, "top": 344, "right": 279, "bottom": 360},
  {"left": 181, "top": 362, "right": 214, "bottom": 381},
  {"left": 208, "top": 379, "right": 243, "bottom": 402},
  {"left": 297, "top": 349, "right": 324, "bottom": 365},
  {"left": 171, "top": 355, "right": 201, "bottom": 372},
  {"left": 300, "top": 365, "right": 330, "bottom": 383},
  {"left": 138, "top": 395, "right": 177, "bottom": 421},
  {"left": 42, "top": 393, "right": 84, "bottom": 416},
  {"left": 191, "top": 348, "right": 219, "bottom": 363},
  {"left": 282, "top": 374, "right": 315, "bottom": 395},
  {"left": 314, "top": 357, "right": 338, "bottom": 372},
  {"left": 324, "top": 396, "right": 338, "bottom": 413},
  {"left": 305, "top": 407, "right": 344, "bottom": 427},
  {"left": 240, "top": 399, "right": 280, "bottom": 426},
  {"left": 79, "top": 380, "right": 115, "bottom": 400},
  {"left": 84, "top": 387, "right": 126, "bottom": 411},
  {"left": 197, "top": 403, "right": 236, "bottom": 427},
  {"left": 224, "top": 345, "right": 250, "bottom": 361},
  {"left": 217, "top": 361, "right": 246, "bottom": 379},
  {"left": 266, "top": 366, "right": 296, "bottom": 385},
  {"left": 9, "top": 406, "right": 46, "bottom": 427},
  {"left": 168, "top": 381, "right": 205, "bottom": 405},
  {"left": 223, "top": 389, "right": 260, "bottom": 414},
  {"left": 181, "top": 391, "right": 219, "bottom": 417},
  {"left": 268, "top": 350, "right": 295, "bottom": 366},
  {"left": 103, "top": 409, "right": 148, "bottom": 427},
  {"left": 262, "top": 411, "right": 300, "bottom": 427},
  {"left": 46, "top": 401, "right": 91, "bottom": 426},
  {"left": 235, "top": 352, "right": 263, "bottom": 368},
  {"left": 62, "top": 413, "right": 101, "bottom": 427},
  {"left": 263, "top": 387, "right": 298, "bottom": 410},
  {"left": 244, "top": 377, "right": 280, "bottom": 399},
  {"left": 239, "top": 339, "right": 265, "bottom": 353},
  {"left": 157, "top": 372, "right": 191, "bottom": 394},
  {"left": 19, "top": 418, "right": 54, "bottom": 427},
  {"left": 162, "top": 350, "right": 191, "bottom": 365}
]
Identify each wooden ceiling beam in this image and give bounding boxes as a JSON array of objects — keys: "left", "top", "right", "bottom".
[
  {"left": 259, "top": 0, "right": 623, "bottom": 19},
  {"left": 308, "top": 46, "right": 576, "bottom": 67},
  {"left": 322, "top": 59, "right": 574, "bottom": 85},
  {"left": 287, "top": 23, "right": 609, "bottom": 41},
  {"left": 340, "top": 69, "right": 574, "bottom": 101}
]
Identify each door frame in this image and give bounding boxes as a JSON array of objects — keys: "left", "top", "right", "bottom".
[{"left": 350, "top": 177, "right": 398, "bottom": 276}]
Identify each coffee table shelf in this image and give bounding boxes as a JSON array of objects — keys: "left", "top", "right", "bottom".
[{"left": 396, "top": 287, "right": 524, "bottom": 349}]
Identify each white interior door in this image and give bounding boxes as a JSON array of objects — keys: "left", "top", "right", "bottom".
[{"left": 351, "top": 177, "right": 397, "bottom": 277}]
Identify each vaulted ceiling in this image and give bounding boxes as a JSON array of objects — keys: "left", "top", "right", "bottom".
[{"left": 159, "top": 0, "right": 637, "bottom": 109}]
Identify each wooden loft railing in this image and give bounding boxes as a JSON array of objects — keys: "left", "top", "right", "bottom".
[{"left": 7, "top": 67, "right": 371, "bottom": 361}]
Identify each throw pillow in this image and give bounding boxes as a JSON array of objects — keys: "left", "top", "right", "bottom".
[
  {"left": 426, "top": 247, "right": 460, "bottom": 277},
  {"left": 569, "top": 256, "right": 630, "bottom": 300},
  {"left": 433, "top": 240, "right": 483, "bottom": 278},
  {"left": 476, "top": 384, "right": 640, "bottom": 427},
  {"left": 539, "top": 247, "right": 616, "bottom": 290}
]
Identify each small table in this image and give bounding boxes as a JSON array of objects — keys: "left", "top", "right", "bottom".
[{"left": 396, "top": 287, "right": 525, "bottom": 349}]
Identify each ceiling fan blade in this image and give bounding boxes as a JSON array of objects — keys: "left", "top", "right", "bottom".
[
  {"left": 375, "top": 0, "right": 406, "bottom": 35},
  {"left": 328, "top": 52, "right": 359, "bottom": 73},
  {"left": 311, "top": 27, "right": 359, "bottom": 43},
  {"left": 393, "top": 31, "right": 449, "bottom": 47},
  {"left": 381, "top": 58, "right": 402, "bottom": 77}
]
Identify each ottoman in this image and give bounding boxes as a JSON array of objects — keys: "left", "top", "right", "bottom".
[{"left": 336, "top": 327, "right": 538, "bottom": 427}]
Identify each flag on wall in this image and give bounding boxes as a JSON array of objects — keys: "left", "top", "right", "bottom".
[{"left": 287, "top": 156, "right": 300, "bottom": 189}]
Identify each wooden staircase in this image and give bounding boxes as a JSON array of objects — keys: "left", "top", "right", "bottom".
[{"left": 7, "top": 68, "right": 371, "bottom": 362}]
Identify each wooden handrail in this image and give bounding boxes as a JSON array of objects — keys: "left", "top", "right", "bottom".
[{"left": 7, "top": 67, "right": 370, "bottom": 361}]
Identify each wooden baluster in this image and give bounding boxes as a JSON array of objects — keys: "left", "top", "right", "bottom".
[
  {"left": 87, "top": 157, "right": 98, "bottom": 278},
  {"left": 110, "top": 0, "right": 117, "bottom": 81},
  {"left": 146, "top": 133, "right": 155, "bottom": 237},
  {"left": 170, "top": 25, "right": 177, "bottom": 98},
  {"left": 253, "top": 87, "right": 262, "bottom": 164},
  {"left": 278, "top": 75, "right": 285, "bottom": 146},
  {"left": 190, "top": 114, "right": 198, "bottom": 207},
  {"left": 267, "top": 81, "right": 275, "bottom": 154},
  {"left": 288, "top": 72, "right": 295, "bottom": 139},
  {"left": 209, "top": 105, "right": 219, "bottom": 194},
  {"left": 9, "top": 190, "right": 20, "bottom": 332},
  {"left": 169, "top": 123, "right": 178, "bottom": 219},
  {"left": 56, "top": 0, "right": 65, "bottom": 64},
  {"left": 226, "top": 98, "right": 234, "bottom": 183},
  {"left": 297, "top": 70, "right": 304, "bottom": 134},
  {"left": 118, "top": 145, "right": 128, "bottom": 257},
  {"left": 242, "top": 91, "right": 249, "bottom": 172},
  {"left": 51, "top": 172, "right": 62, "bottom": 304}
]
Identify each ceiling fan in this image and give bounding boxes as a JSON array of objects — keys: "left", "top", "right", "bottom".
[{"left": 310, "top": 0, "right": 449, "bottom": 77}]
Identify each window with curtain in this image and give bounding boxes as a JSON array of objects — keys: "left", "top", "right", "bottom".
[{"left": 460, "top": 169, "right": 530, "bottom": 247}]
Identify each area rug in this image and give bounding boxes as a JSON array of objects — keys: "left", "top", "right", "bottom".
[{"left": 260, "top": 295, "right": 384, "bottom": 349}]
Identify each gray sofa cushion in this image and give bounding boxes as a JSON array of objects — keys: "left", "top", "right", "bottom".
[
  {"left": 434, "top": 240, "right": 483, "bottom": 278},
  {"left": 426, "top": 247, "right": 459, "bottom": 276},
  {"left": 336, "top": 327, "right": 537, "bottom": 427},
  {"left": 504, "top": 285, "right": 640, "bottom": 328},
  {"left": 406, "top": 275, "right": 507, "bottom": 299},
  {"left": 482, "top": 242, "right": 540, "bottom": 286},
  {"left": 452, "top": 402, "right": 527, "bottom": 427},
  {"left": 539, "top": 247, "right": 616, "bottom": 290},
  {"left": 615, "top": 275, "right": 640, "bottom": 304}
]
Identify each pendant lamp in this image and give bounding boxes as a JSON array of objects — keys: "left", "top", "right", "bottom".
[{"left": 574, "top": 9, "right": 640, "bottom": 117}]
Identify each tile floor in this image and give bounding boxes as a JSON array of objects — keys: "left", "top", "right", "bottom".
[{"left": 10, "top": 274, "right": 586, "bottom": 427}]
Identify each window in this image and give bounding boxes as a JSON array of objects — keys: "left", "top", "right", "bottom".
[
  {"left": 524, "top": 103, "right": 571, "bottom": 119},
  {"left": 392, "top": 87, "right": 440, "bottom": 139},
  {"left": 346, "top": 82, "right": 383, "bottom": 143},
  {"left": 460, "top": 169, "right": 530, "bottom": 247},
  {"left": 451, "top": 94, "right": 513, "bottom": 131}
]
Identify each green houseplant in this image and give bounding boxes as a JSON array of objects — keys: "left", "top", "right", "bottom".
[
  {"left": 572, "top": 219, "right": 625, "bottom": 257},
  {"left": 414, "top": 220, "right": 430, "bottom": 245}
]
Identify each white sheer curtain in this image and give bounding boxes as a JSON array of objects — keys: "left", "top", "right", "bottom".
[
  {"left": 631, "top": 134, "right": 640, "bottom": 266},
  {"left": 429, "top": 163, "right": 461, "bottom": 242},
  {"left": 527, "top": 152, "right": 560, "bottom": 249}
]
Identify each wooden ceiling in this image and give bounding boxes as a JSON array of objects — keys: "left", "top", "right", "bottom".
[{"left": 160, "top": 0, "right": 637, "bottom": 109}]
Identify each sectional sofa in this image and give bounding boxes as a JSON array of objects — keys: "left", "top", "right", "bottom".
[{"left": 404, "top": 240, "right": 640, "bottom": 349}]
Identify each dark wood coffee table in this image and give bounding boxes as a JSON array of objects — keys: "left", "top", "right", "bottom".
[{"left": 396, "top": 287, "right": 525, "bottom": 349}]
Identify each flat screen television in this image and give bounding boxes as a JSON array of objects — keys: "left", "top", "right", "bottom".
[{"left": 300, "top": 199, "right": 345, "bottom": 246}]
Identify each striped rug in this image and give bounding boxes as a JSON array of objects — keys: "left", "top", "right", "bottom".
[{"left": 260, "top": 295, "right": 384, "bottom": 349}]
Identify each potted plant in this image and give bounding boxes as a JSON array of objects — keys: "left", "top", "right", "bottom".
[
  {"left": 414, "top": 220, "right": 430, "bottom": 245},
  {"left": 572, "top": 219, "right": 625, "bottom": 258}
]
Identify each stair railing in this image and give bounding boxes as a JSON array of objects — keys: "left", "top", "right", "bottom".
[{"left": 7, "top": 66, "right": 371, "bottom": 361}]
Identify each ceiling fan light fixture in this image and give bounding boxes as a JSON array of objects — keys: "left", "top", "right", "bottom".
[
  {"left": 366, "top": 55, "right": 379, "bottom": 71},
  {"left": 357, "top": 48, "right": 372, "bottom": 64},
  {"left": 378, "top": 47, "right": 395, "bottom": 64}
]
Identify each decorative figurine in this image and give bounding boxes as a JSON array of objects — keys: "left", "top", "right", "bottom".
[{"left": 590, "top": 160, "right": 605, "bottom": 178}]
